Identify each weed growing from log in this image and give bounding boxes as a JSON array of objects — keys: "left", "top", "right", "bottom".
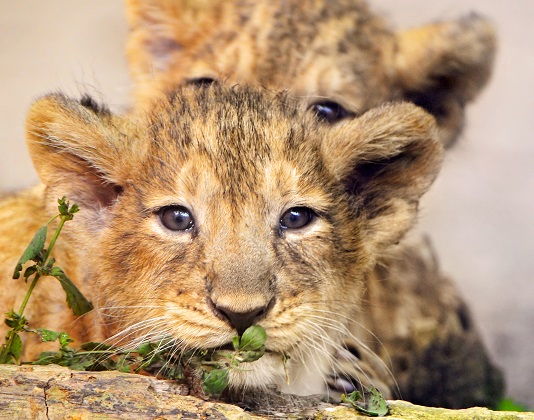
[{"left": 0, "top": 197, "right": 91, "bottom": 364}]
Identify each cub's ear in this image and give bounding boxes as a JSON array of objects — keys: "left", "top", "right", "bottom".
[
  {"left": 323, "top": 103, "right": 443, "bottom": 250},
  {"left": 126, "top": 0, "right": 223, "bottom": 83},
  {"left": 25, "top": 94, "right": 138, "bottom": 213},
  {"left": 394, "top": 14, "right": 496, "bottom": 148}
]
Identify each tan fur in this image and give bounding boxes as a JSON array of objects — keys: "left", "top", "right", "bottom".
[
  {"left": 0, "top": 0, "right": 502, "bottom": 408},
  {"left": 125, "top": 0, "right": 496, "bottom": 148},
  {"left": 1, "top": 84, "right": 442, "bottom": 399},
  {"left": 346, "top": 236, "right": 503, "bottom": 407},
  {"left": 122, "top": 0, "right": 502, "bottom": 406}
]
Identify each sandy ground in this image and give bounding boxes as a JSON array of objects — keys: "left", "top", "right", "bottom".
[{"left": 1, "top": 1, "right": 533, "bottom": 407}]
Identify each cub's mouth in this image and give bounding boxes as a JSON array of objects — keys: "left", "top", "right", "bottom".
[
  {"left": 174, "top": 325, "right": 277, "bottom": 395},
  {"left": 212, "top": 342, "right": 277, "bottom": 358},
  {"left": 211, "top": 324, "right": 269, "bottom": 363}
]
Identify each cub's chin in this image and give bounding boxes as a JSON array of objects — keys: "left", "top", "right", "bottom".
[
  {"left": 227, "top": 352, "right": 288, "bottom": 391},
  {"left": 227, "top": 349, "right": 332, "bottom": 396}
]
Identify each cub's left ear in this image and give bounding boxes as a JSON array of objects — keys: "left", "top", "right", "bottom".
[
  {"left": 25, "top": 94, "right": 137, "bottom": 216},
  {"left": 394, "top": 14, "right": 496, "bottom": 148},
  {"left": 322, "top": 103, "right": 443, "bottom": 250}
]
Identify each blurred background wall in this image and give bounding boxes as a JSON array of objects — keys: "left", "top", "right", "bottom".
[{"left": 1, "top": 0, "right": 533, "bottom": 407}]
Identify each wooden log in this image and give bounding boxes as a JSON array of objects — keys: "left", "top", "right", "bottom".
[{"left": 0, "top": 364, "right": 532, "bottom": 419}]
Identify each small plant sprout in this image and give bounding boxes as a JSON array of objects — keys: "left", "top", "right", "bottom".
[
  {"left": 0, "top": 197, "right": 93, "bottom": 364},
  {"left": 202, "top": 324, "right": 268, "bottom": 395},
  {"left": 341, "top": 386, "right": 389, "bottom": 417}
]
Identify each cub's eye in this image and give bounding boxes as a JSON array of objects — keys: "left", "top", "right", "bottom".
[
  {"left": 280, "top": 207, "right": 316, "bottom": 230},
  {"left": 186, "top": 77, "right": 217, "bottom": 86},
  {"left": 309, "top": 101, "right": 349, "bottom": 123},
  {"left": 158, "top": 206, "right": 194, "bottom": 231}
]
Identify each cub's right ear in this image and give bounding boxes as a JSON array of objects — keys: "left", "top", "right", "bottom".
[
  {"left": 25, "top": 94, "right": 139, "bottom": 213},
  {"left": 322, "top": 103, "right": 443, "bottom": 252}
]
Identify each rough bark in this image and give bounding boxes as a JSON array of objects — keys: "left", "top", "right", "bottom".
[{"left": 0, "top": 364, "right": 531, "bottom": 419}]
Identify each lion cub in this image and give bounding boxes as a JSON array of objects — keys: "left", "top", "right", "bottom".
[
  {"left": 0, "top": 83, "right": 442, "bottom": 398},
  {"left": 125, "top": 0, "right": 496, "bottom": 149}
]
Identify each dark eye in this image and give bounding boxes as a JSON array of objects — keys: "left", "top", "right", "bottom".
[
  {"left": 280, "top": 207, "right": 316, "bottom": 230},
  {"left": 186, "top": 77, "right": 217, "bottom": 86},
  {"left": 309, "top": 101, "right": 349, "bottom": 123},
  {"left": 158, "top": 206, "right": 194, "bottom": 231}
]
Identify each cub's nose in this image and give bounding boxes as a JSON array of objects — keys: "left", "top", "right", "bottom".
[{"left": 209, "top": 298, "right": 274, "bottom": 335}]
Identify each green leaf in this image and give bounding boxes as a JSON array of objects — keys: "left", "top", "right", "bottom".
[
  {"left": 10, "top": 333, "right": 23, "bottom": 361},
  {"left": 117, "top": 357, "right": 132, "bottom": 373},
  {"left": 33, "top": 347, "right": 96, "bottom": 371},
  {"left": 231, "top": 335, "right": 240, "bottom": 351},
  {"left": 13, "top": 225, "right": 47, "bottom": 279},
  {"left": 237, "top": 325, "right": 267, "bottom": 352},
  {"left": 57, "top": 196, "right": 68, "bottom": 215},
  {"left": 496, "top": 398, "right": 528, "bottom": 412},
  {"left": 22, "top": 265, "right": 39, "bottom": 280},
  {"left": 31, "top": 328, "right": 72, "bottom": 348},
  {"left": 202, "top": 368, "right": 229, "bottom": 395},
  {"left": 342, "top": 386, "right": 389, "bottom": 417},
  {"left": 67, "top": 357, "right": 97, "bottom": 371},
  {"left": 48, "top": 266, "right": 94, "bottom": 316},
  {"left": 33, "top": 351, "right": 63, "bottom": 365},
  {"left": 4, "top": 311, "right": 28, "bottom": 331},
  {"left": 161, "top": 364, "right": 184, "bottom": 381},
  {"left": 4, "top": 318, "right": 17, "bottom": 329},
  {"left": 135, "top": 342, "right": 157, "bottom": 357},
  {"left": 57, "top": 196, "right": 79, "bottom": 220},
  {"left": 341, "top": 390, "right": 362, "bottom": 405},
  {"left": 58, "top": 332, "right": 74, "bottom": 348},
  {"left": 34, "top": 328, "right": 62, "bottom": 343},
  {"left": 70, "top": 203, "right": 79, "bottom": 214},
  {"left": 5, "top": 313, "right": 18, "bottom": 329},
  {"left": 235, "top": 348, "right": 265, "bottom": 363}
]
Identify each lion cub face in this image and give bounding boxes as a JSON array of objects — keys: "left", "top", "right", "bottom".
[{"left": 27, "top": 84, "right": 441, "bottom": 393}]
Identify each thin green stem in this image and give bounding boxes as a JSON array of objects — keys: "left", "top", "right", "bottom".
[
  {"left": 1, "top": 216, "right": 66, "bottom": 363},
  {"left": 45, "top": 213, "right": 59, "bottom": 228},
  {"left": 43, "top": 216, "right": 66, "bottom": 264},
  {"left": 16, "top": 274, "right": 41, "bottom": 319},
  {"left": 16, "top": 215, "right": 65, "bottom": 318}
]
